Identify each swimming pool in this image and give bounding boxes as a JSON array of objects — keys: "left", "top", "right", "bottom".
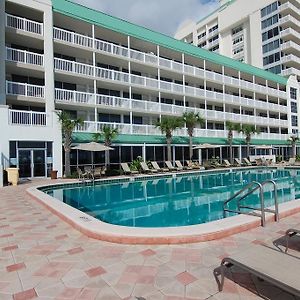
[{"left": 41, "top": 168, "right": 300, "bottom": 228}]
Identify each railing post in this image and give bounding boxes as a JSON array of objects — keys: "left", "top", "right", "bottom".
[
  {"left": 259, "top": 186, "right": 266, "bottom": 227},
  {"left": 25, "top": 83, "right": 27, "bottom": 97}
]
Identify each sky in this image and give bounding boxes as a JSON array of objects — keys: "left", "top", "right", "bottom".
[{"left": 73, "top": 0, "right": 219, "bottom": 36}]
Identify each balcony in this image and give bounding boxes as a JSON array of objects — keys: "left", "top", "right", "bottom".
[
  {"left": 6, "top": 13, "right": 43, "bottom": 35},
  {"left": 281, "top": 54, "right": 300, "bottom": 65},
  {"left": 279, "top": 15, "right": 300, "bottom": 28},
  {"left": 280, "top": 28, "right": 300, "bottom": 41},
  {"left": 9, "top": 109, "right": 46, "bottom": 126},
  {"left": 6, "top": 47, "right": 44, "bottom": 67},
  {"left": 279, "top": 2, "right": 300, "bottom": 15},
  {"left": 6, "top": 81, "right": 45, "bottom": 99},
  {"left": 75, "top": 121, "right": 288, "bottom": 140},
  {"left": 281, "top": 67, "right": 300, "bottom": 77},
  {"left": 52, "top": 27, "right": 284, "bottom": 97},
  {"left": 281, "top": 41, "right": 300, "bottom": 53}
]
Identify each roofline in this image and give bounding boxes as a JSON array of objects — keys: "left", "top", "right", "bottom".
[{"left": 52, "top": 0, "right": 288, "bottom": 85}]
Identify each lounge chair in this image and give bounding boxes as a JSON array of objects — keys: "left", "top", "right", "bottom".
[
  {"left": 94, "top": 166, "right": 106, "bottom": 178},
  {"left": 243, "top": 158, "right": 252, "bottom": 166},
  {"left": 151, "top": 161, "right": 168, "bottom": 172},
  {"left": 121, "top": 163, "right": 138, "bottom": 175},
  {"left": 214, "top": 245, "right": 300, "bottom": 297},
  {"left": 165, "top": 161, "right": 176, "bottom": 171},
  {"left": 285, "top": 228, "right": 300, "bottom": 253},
  {"left": 140, "top": 162, "right": 158, "bottom": 174},
  {"left": 223, "top": 159, "right": 232, "bottom": 167},
  {"left": 175, "top": 160, "right": 192, "bottom": 170},
  {"left": 281, "top": 158, "right": 296, "bottom": 166},
  {"left": 186, "top": 160, "right": 203, "bottom": 170},
  {"left": 234, "top": 158, "right": 243, "bottom": 166},
  {"left": 77, "top": 167, "right": 88, "bottom": 181}
]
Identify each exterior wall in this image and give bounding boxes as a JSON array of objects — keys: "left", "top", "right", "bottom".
[
  {"left": 0, "top": 0, "right": 5, "bottom": 105},
  {"left": 175, "top": 0, "right": 300, "bottom": 81}
]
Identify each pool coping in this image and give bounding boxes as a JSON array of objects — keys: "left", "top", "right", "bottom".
[{"left": 26, "top": 168, "right": 300, "bottom": 245}]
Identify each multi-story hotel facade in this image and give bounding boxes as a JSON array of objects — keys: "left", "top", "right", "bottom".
[
  {"left": 0, "top": 0, "right": 299, "bottom": 180},
  {"left": 175, "top": 0, "right": 300, "bottom": 81}
]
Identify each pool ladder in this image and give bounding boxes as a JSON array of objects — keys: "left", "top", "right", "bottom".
[{"left": 223, "top": 180, "right": 279, "bottom": 227}]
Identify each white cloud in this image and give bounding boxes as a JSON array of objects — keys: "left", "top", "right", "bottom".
[{"left": 73, "top": 0, "right": 219, "bottom": 36}]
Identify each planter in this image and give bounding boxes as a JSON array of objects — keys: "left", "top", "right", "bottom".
[
  {"left": 51, "top": 170, "right": 58, "bottom": 180},
  {"left": 6, "top": 168, "right": 19, "bottom": 186}
]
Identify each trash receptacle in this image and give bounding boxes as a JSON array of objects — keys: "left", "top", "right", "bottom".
[
  {"left": 51, "top": 170, "right": 58, "bottom": 180},
  {"left": 6, "top": 168, "right": 19, "bottom": 186}
]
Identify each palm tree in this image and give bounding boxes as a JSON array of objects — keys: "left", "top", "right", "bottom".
[
  {"left": 239, "top": 124, "right": 260, "bottom": 157},
  {"left": 225, "top": 121, "right": 241, "bottom": 163},
  {"left": 183, "top": 112, "right": 205, "bottom": 160},
  {"left": 93, "top": 125, "right": 119, "bottom": 165},
  {"left": 288, "top": 135, "right": 299, "bottom": 158},
  {"left": 56, "top": 111, "right": 83, "bottom": 177},
  {"left": 155, "top": 116, "right": 184, "bottom": 161}
]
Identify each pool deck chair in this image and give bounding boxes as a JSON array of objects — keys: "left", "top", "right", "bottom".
[
  {"left": 234, "top": 158, "right": 243, "bottom": 166},
  {"left": 285, "top": 228, "right": 300, "bottom": 253},
  {"left": 223, "top": 160, "right": 232, "bottom": 167},
  {"left": 121, "top": 163, "right": 138, "bottom": 175},
  {"left": 165, "top": 161, "right": 176, "bottom": 171},
  {"left": 281, "top": 158, "right": 296, "bottom": 166},
  {"left": 77, "top": 167, "right": 88, "bottom": 181},
  {"left": 175, "top": 160, "right": 192, "bottom": 171},
  {"left": 140, "top": 162, "right": 158, "bottom": 174},
  {"left": 214, "top": 245, "right": 300, "bottom": 297},
  {"left": 243, "top": 158, "right": 252, "bottom": 166},
  {"left": 151, "top": 161, "right": 168, "bottom": 172}
]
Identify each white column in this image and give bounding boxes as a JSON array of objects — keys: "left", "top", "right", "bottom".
[{"left": 0, "top": 1, "right": 5, "bottom": 105}]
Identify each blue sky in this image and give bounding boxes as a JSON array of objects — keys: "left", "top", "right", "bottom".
[{"left": 73, "top": 0, "right": 219, "bottom": 36}]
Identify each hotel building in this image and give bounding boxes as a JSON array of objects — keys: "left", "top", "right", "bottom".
[
  {"left": 0, "top": 0, "right": 299, "bottom": 180},
  {"left": 175, "top": 0, "right": 300, "bottom": 80}
]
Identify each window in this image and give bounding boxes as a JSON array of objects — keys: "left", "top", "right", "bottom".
[
  {"left": 233, "top": 35, "right": 243, "bottom": 45},
  {"left": 233, "top": 46, "right": 244, "bottom": 55},
  {"left": 290, "top": 88, "right": 297, "bottom": 100},
  {"left": 208, "top": 24, "right": 218, "bottom": 33},
  {"left": 292, "top": 116, "right": 298, "bottom": 127},
  {"left": 262, "top": 39, "right": 280, "bottom": 53},
  {"left": 232, "top": 26, "right": 243, "bottom": 35},
  {"left": 266, "top": 64, "right": 281, "bottom": 74},
  {"left": 261, "top": 14, "right": 278, "bottom": 29},
  {"left": 209, "top": 35, "right": 219, "bottom": 43},
  {"left": 291, "top": 101, "right": 297, "bottom": 113},
  {"left": 198, "top": 41, "right": 207, "bottom": 48},
  {"left": 262, "top": 27, "right": 279, "bottom": 41},
  {"left": 210, "top": 45, "right": 219, "bottom": 52},
  {"left": 198, "top": 31, "right": 206, "bottom": 39},
  {"left": 261, "top": 2, "right": 278, "bottom": 18},
  {"left": 263, "top": 52, "right": 280, "bottom": 66}
]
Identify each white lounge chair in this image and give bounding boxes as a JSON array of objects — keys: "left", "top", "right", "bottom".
[
  {"left": 214, "top": 245, "right": 300, "bottom": 297},
  {"left": 165, "top": 161, "right": 176, "bottom": 171},
  {"left": 151, "top": 161, "right": 168, "bottom": 172},
  {"left": 121, "top": 163, "right": 138, "bottom": 175},
  {"left": 140, "top": 162, "right": 158, "bottom": 173}
]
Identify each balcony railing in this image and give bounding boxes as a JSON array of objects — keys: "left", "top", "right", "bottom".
[
  {"left": 6, "top": 13, "right": 43, "bottom": 35},
  {"left": 75, "top": 121, "right": 288, "bottom": 140},
  {"left": 52, "top": 27, "right": 284, "bottom": 97},
  {"left": 6, "top": 47, "right": 44, "bottom": 66},
  {"left": 54, "top": 84, "right": 288, "bottom": 116},
  {"left": 6, "top": 81, "right": 45, "bottom": 98},
  {"left": 9, "top": 109, "right": 46, "bottom": 126}
]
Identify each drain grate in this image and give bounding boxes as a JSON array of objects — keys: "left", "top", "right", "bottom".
[{"left": 79, "top": 216, "right": 92, "bottom": 222}]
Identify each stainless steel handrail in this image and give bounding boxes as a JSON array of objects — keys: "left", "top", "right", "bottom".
[{"left": 223, "top": 179, "right": 279, "bottom": 227}]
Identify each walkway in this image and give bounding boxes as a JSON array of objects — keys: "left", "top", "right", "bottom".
[{"left": 0, "top": 179, "right": 300, "bottom": 300}]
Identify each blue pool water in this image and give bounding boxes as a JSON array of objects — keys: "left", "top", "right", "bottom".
[{"left": 42, "top": 168, "right": 300, "bottom": 228}]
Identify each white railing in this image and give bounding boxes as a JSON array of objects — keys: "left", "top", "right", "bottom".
[
  {"left": 75, "top": 121, "right": 288, "bottom": 140},
  {"left": 6, "top": 81, "right": 44, "bottom": 98},
  {"left": 54, "top": 58, "right": 94, "bottom": 77},
  {"left": 52, "top": 26, "right": 287, "bottom": 98},
  {"left": 55, "top": 89, "right": 94, "bottom": 104},
  {"left": 6, "top": 47, "right": 44, "bottom": 66},
  {"left": 9, "top": 109, "right": 46, "bottom": 126},
  {"left": 6, "top": 13, "right": 43, "bottom": 35},
  {"left": 53, "top": 27, "right": 93, "bottom": 48}
]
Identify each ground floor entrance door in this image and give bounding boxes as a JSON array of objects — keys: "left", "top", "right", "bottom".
[{"left": 18, "top": 149, "right": 46, "bottom": 178}]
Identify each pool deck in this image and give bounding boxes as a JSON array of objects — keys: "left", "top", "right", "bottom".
[{"left": 1, "top": 179, "right": 300, "bottom": 300}]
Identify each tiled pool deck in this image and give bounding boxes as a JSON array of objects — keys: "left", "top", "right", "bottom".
[{"left": 1, "top": 179, "right": 300, "bottom": 300}]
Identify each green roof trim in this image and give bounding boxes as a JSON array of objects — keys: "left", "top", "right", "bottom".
[
  {"left": 52, "top": 0, "right": 288, "bottom": 85},
  {"left": 72, "top": 133, "right": 290, "bottom": 146}
]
